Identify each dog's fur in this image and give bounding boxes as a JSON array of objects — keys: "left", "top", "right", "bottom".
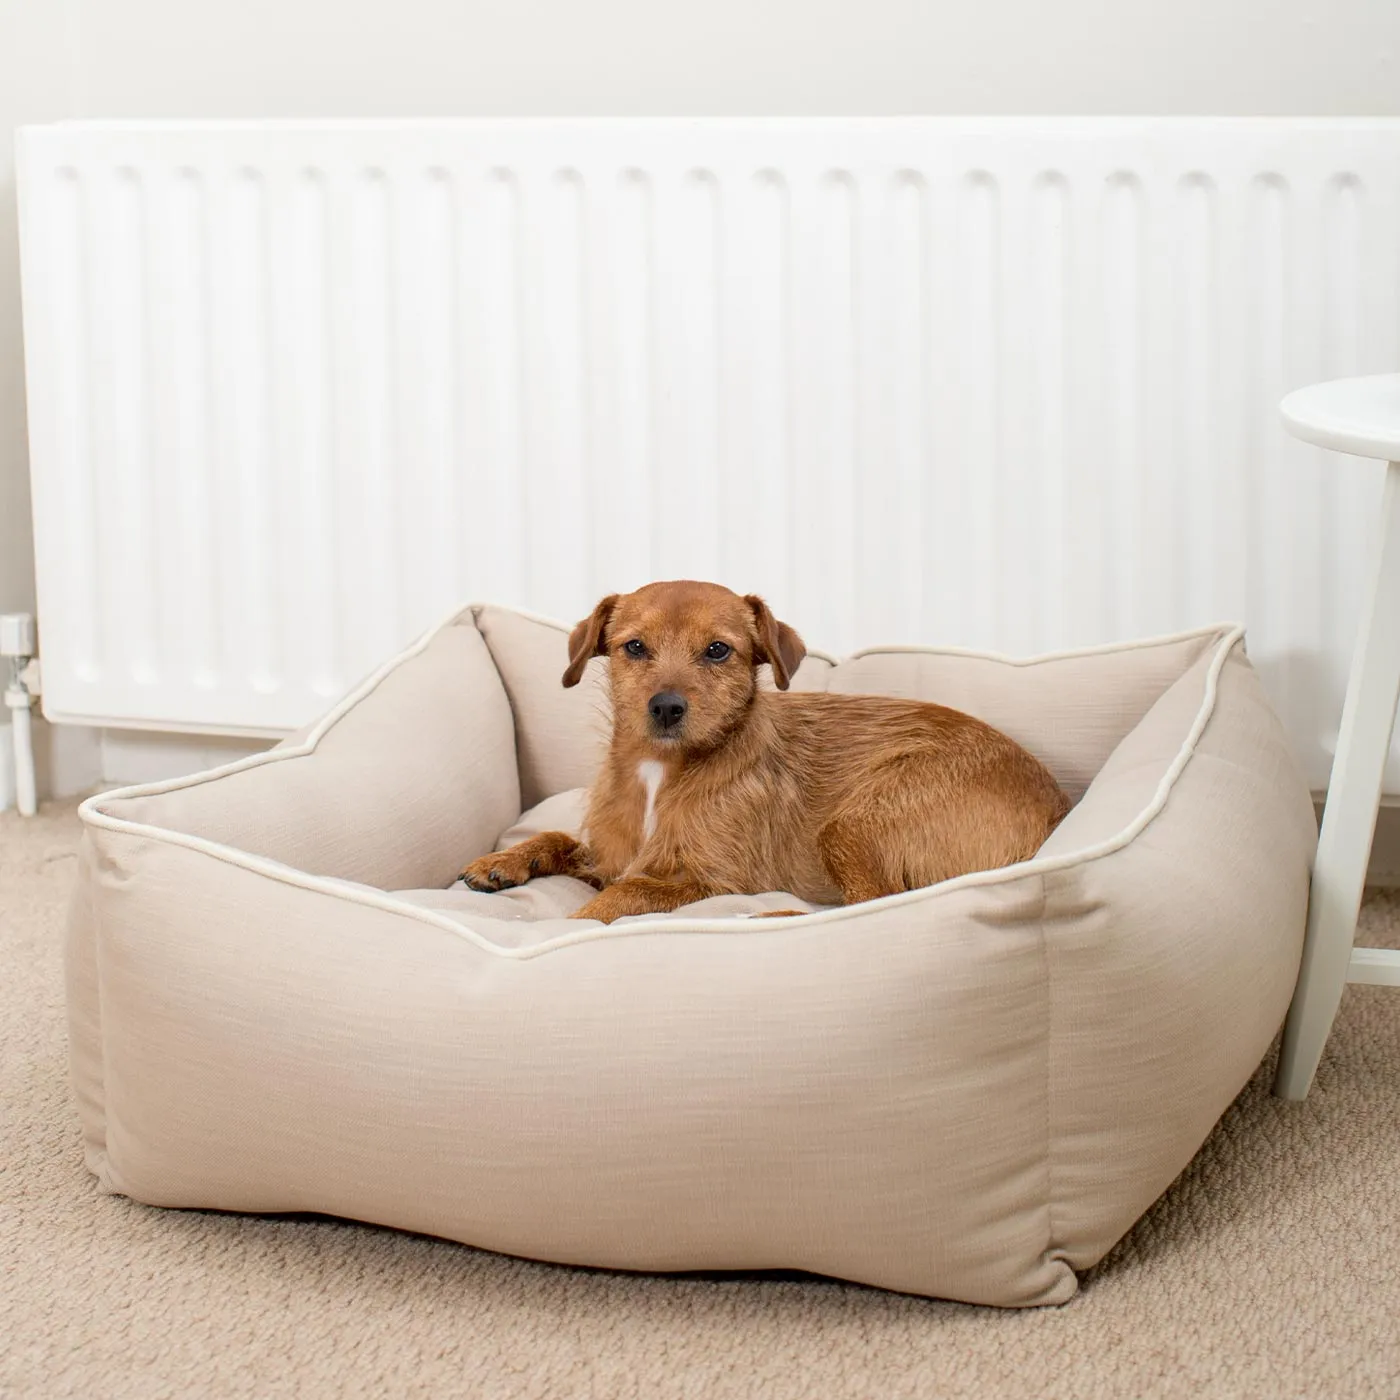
[{"left": 460, "top": 581, "right": 1071, "bottom": 923}]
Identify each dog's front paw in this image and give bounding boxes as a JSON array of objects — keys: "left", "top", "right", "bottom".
[{"left": 459, "top": 849, "right": 536, "bottom": 892}]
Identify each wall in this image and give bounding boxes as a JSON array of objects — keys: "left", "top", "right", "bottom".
[
  {"left": 1, "top": 0, "right": 1398, "bottom": 802},
  {"left": 15, "top": 0, "right": 1400, "bottom": 124}
]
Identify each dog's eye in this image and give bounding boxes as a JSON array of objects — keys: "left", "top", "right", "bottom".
[
  {"left": 623, "top": 639, "right": 647, "bottom": 659},
  {"left": 704, "top": 641, "right": 732, "bottom": 661}
]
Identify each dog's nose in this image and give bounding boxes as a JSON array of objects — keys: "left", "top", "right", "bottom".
[{"left": 648, "top": 691, "right": 688, "bottom": 730}]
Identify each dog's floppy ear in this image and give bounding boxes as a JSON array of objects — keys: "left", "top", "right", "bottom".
[
  {"left": 562, "top": 594, "right": 620, "bottom": 688},
  {"left": 745, "top": 595, "right": 806, "bottom": 691}
]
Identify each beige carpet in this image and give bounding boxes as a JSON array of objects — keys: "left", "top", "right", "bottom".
[{"left": 3, "top": 801, "right": 1398, "bottom": 1399}]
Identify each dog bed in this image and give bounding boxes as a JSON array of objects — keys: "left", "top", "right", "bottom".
[{"left": 67, "top": 604, "right": 1315, "bottom": 1307}]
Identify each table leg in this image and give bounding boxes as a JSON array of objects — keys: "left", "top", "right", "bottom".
[{"left": 1276, "top": 459, "right": 1400, "bottom": 1099}]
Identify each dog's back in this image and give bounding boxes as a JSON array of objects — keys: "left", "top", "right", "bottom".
[{"left": 759, "top": 690, "right": 1070, "bottom": 900}]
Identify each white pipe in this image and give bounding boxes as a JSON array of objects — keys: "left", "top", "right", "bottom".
[
  {"left": 8, "top": 694, "right": 37, "bottom": 816},
  {"left": 2, "top": 614, "right": 39, "bottom": 817}
]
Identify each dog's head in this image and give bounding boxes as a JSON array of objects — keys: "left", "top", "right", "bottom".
[{"left": 561, "top": 580, "right": 806, "bottom": 751}]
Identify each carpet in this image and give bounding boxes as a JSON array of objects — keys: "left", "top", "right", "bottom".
[{"left": 3, "top": 800, "right": 1398, "bottom": 1398}]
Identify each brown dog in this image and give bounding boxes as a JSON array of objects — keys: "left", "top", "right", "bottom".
[{"left": 460, "top": 581, "right": 1070, "bottom": 923}]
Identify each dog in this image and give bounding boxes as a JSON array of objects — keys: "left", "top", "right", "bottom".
[{"left": 460, "top": 581, "right": 1071, "bottom": 923}]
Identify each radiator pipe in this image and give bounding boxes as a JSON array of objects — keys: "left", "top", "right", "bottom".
[{"left": 2, "top": 614, "right": 38, "bottom": 817}]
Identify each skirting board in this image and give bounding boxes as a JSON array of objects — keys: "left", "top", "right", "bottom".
[
  {"left": 1, "top": 722, "right": 270, "bottom": 809},
  {"left": 96, "top": 729, "right": 273, "bottom": 788}
]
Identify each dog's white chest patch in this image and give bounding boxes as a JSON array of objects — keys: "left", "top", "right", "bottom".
[{"left": 636, "top": 760, "right": 666, "bottom": 841}]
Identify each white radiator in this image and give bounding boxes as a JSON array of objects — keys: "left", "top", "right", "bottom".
[{"left": 16, "top": 119, "right": 1400, "bottom": 789}]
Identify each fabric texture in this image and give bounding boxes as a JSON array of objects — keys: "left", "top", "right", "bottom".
[{"left": 65, "top": 606, "right": 1317, "bottom": 1307}]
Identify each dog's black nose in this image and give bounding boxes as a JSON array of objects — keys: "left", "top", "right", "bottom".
[{"left": 648, "top": 691, "right": 688, "bottom": 730}]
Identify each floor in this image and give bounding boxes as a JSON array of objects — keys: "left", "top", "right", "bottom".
[{"left": 3, "top": 800, "right": 1398, "bottom": 1399}]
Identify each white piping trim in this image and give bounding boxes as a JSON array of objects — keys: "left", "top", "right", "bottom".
[
  {"left": 842, "top": 620, "right": 1242, "bottom": 667},
  {"left": 78, "top": 606, "right": 1244, "bottom": 963}
]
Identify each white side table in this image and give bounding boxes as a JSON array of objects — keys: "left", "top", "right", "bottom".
[{"left": 1275, "top": 373, "right": 1400, "bottom": 1100}]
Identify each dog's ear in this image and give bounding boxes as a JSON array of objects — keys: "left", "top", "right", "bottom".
[
  {"left": 562, "top": 594, "right": 620, "bottom": 688},
  {"left": 745, "top": 595, "right": 806, "bottom": 691}
]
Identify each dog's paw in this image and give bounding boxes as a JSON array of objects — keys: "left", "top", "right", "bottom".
[{"left": 459, "top": 849, "right": 536, "bottom": 892}]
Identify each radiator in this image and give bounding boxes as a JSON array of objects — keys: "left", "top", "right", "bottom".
[{"left": 16, "top": 119, "right": 1400, "bottom": 789}]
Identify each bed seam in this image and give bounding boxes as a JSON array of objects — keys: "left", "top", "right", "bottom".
[
  {"left": 1040, "top": 867, "right": 1059, "bottom": 1290},
  {"left": 1037, "top": 645, "right": 1236, "bottom": 1294},
  {"left": 76, "top": 834, "right": 117, "bottom": 1192}
]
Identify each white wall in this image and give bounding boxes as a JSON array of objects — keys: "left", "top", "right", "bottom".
[
  {"left": 18, "top": 0, "right": 1400, "bottom": 123},
  {"left": 2, "top": 0, "right": 1398, "bottom": 799}
]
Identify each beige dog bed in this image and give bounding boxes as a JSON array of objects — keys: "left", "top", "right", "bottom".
[{"left": 67, "top": 604, "right": 1315, "bottom": 1307}]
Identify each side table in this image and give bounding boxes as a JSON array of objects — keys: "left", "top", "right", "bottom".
[{"left": 1275, "top": 372, "right": 1400, "bottom": 1100}]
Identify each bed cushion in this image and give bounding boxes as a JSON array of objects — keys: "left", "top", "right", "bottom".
[{"left": 66, "top": 605, "right": 1316, "bottom": 1307}]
